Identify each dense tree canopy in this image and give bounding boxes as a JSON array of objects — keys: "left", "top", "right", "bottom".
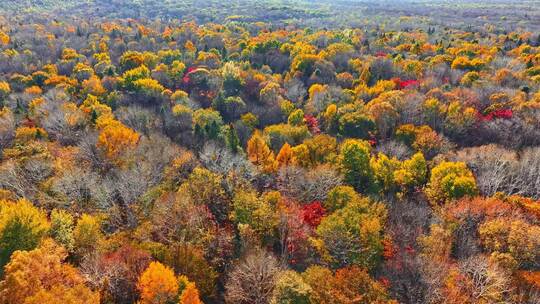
[{"left": 0, "top": 0, "right": 539, "bottom": 303}]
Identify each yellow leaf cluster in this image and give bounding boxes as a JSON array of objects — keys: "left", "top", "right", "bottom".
[
  {"left": 0, "top": 30, "right": 9, "bottom": 45},
  {"left": 0, "top": 239, "right": 98, "bottom": 304},
  {"left": 138, "top": 262, "right": 179, "bottom": 304},
  {"left": 97, "top": 120, "right": 139, "bottom": 162},
  {"left": 247, "top": 131, "right": 277, "bottom": 173}
]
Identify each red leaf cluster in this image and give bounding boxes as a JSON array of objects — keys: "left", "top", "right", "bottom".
[
  {"left": 393, "top": 78, "right": 419, "bottom": 90},
  {"left": 478, "top": 109, "right": 513, "bottom": 121},
  {"left": 304, "top": 114, "right": 320, "bottom": 135},
  {"left": 301, "top": 201, "right": 326, "bottom": 228}
]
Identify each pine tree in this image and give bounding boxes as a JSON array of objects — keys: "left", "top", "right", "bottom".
[{"left": 225, "top": 125, "right": 240, "bottom": 153}]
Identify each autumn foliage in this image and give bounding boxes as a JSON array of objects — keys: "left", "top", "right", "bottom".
[{"left": 0, "top": 2, "right": 539, "bottom": 303}]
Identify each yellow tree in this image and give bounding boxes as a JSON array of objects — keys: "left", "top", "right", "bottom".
[
  {"left": 0, "top": 239, "right": 99, "bottom": 304},
  {"left": 97, "top": 120, "right": 139, "bottom": 163},
  {"left": 0, "top": 199, "right": 50, "bottom": 271},
  {"left": 73, "top": 214, "right": 103, "bottom": 260},
  {"left": 0, "top": 81, "right": 10, "bottom": 100},
  {"left": 276, "top": 143, "right": 294, "bottom": 168},
  {"left": 80, "top": 94, "right": 114, "bottom": 124},
  {"left": 137, "top": 262, "right": 179, "bottom": 304},
  {"left": 82, "top": 75, "right": 107, "bottom": 96},
  {"left": 0, "top": 31, "right": 9, "bottom": 46},
  {"left": 338, "top": 139, "right": 374, "bottom": 193},
  {"left": 426, "top": 161, "right": 478, "bottom": 204},
  {"left": 247, "top": 131, "right": 276, "bottom": 173},
  {"left": 291, "top": 143, "right": 311, "bottom": 167},
  {"left": 393, "top": 152, "right": 427, "bottom": 194},
  {"left": 23, "top": 284, "right": 99, "bottom": 304},
  {"left": 179, "top": 282, "right": 203, "bottom": 304}
]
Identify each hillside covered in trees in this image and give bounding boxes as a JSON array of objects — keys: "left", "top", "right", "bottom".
[{"left": 0, "top": 0, "right": 540, "bottom": 303}]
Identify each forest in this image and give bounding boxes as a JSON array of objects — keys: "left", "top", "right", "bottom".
[{"left": 0, "top": 0, "right": 539, "bottom": 303}]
